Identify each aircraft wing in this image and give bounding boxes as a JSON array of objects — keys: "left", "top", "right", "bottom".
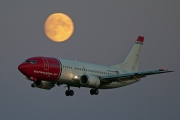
[{"left": 100, "top": 69, "right": 173, "bottom": 83}]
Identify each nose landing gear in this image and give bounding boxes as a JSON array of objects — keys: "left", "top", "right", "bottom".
[{"left": 31, "top": 83, "right": 35, "bottom": 88}]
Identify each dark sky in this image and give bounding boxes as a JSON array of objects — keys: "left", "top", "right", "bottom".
[{"left": 0, "top": 1, "right": 179, "bottom": 120}]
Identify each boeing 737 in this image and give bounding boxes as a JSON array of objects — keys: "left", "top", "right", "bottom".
[{"left": 18, "top": 36, "right": 172, "bottom": 96}]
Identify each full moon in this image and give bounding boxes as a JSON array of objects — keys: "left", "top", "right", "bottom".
[{"left": 44, "top": 13, "right": 74, "bottom": 42}]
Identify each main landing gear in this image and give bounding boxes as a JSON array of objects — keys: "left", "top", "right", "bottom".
[
  {"left": 90, "top": 88, "right": 99, "bottom": 95},
  {"left": 65, "top": 85, "right": 74, "bottom": 96}
]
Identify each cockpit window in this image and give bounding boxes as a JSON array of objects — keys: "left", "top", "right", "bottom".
[
  {"left": 30, "top": 60, "right": 37, "bottom": 64},
  {"left": 24, "top": 60, "right": 37, "bottom": 64}
]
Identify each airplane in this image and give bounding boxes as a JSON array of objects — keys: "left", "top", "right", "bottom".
[{"left": 18, "top": 36, "right": 173, "bottom": 96}]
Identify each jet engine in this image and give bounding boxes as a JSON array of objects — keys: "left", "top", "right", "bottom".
[
  {"left": 80, "top": 74, "right": 100, "bottom": 88},
  {"left": 32, "top": 80, "right": 54, "bottom": 90}
]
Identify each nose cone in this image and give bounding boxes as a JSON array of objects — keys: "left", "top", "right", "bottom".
[
  {"left": 18, "top": 64, "right": 24, "bottom": 71},
  {"left": 18, "top": 63, "right": 27, "bottom": 74}
]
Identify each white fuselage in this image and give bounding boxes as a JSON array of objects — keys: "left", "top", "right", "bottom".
[{"left": 57, "top": 58, "right": 138, "bottom": 89}]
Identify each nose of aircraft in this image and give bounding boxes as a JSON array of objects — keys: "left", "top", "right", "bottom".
[{"left": 18, "top": 63, "right": 26, "bottom": 73}]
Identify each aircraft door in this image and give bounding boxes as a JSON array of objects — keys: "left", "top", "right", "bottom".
[
  {"left": 82, "top": 66, "right": 86, "bottom": 74},
  {"left": 42, "top": 58, "right": 49, "bottom": 70}
]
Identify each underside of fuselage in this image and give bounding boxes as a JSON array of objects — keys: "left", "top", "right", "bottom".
[{"left": 56, "top": 78, "right": 138, "bottom": 89}]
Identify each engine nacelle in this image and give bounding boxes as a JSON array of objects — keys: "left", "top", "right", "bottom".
[
  {"left": 33, "top": 80, "right": 54, "bottom": 90},
  {"left": 80, "top": 74, "right": 100, "bottom": 88}
]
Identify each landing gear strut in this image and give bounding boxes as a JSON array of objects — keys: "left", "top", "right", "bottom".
[
  {"left": 65, "top": 85, "right": 74, "bottom": 96},
  {"left": 90, "top": 88, "right": 99, "bottom": 95}
]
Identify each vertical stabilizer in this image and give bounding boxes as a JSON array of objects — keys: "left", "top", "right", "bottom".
[{"left": 111, "top": 36, "right": 144, "bottom": 72}]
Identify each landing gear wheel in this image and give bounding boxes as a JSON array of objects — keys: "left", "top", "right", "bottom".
[
  {"left": 90, "top": 89, "right": 99, "bottom": 95},
  {"left": 65, "top": 90, "right": 69, "bottom": 96},
  {"left": 69, "top": 90, "right": 74, "bottom": 96},
  {"left": 65, "top": 90, "right": 74, "bottom": 96},
  {"left": 94, "top": 89, "right": 99, "bottom": 95},
  {"left": 65, "top": 85, "right": 74, "bottom": 96},
  {"left": 90, "top": 89, "right": 94, "bottom": 95},
  {"left": 31, "top": 83, "right": 35, "bottom": 88}
]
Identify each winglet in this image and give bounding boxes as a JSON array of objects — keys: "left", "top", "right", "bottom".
[
  {"left": 159, "top": 68, "right": 174, "bottom": 72},
  {"left": 137, "top": 36, "right": 144, "bottom": 43},
  {"left": 159, "top": 68, "right": 168, "bottom": 71}
]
